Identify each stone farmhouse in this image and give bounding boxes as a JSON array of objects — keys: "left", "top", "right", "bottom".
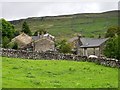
[
  {"left": 32, "top": 33, "right": 55, "bottom": 52},
  {"left": 11, "top": 32, "right": 55, "bottom": 52},
  {"left": 11, "top": 32, "right": 108, "bottom": 57},
  {"left": 69, "top": 35, "right": 109, "bottom": 57}
]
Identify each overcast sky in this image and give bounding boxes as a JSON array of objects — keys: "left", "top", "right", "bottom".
[{"left": 0, "top": 0, "right": 119, "bottom": 21}]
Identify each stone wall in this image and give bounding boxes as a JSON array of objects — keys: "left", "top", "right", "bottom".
[
  {"left": 34, "top": 38, "right": 55, "bottom": 52},
  {"left": 1, "top": 48, "right": 120, "bottom": 68}
]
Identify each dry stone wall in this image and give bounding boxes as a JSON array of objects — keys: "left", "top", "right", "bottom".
[{"left": 1, "top": 48, "right": 120, "bottom": 68}]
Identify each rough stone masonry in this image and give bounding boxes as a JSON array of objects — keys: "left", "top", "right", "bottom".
[{"left": 1, "top": 48, "right": 120, "bottom": 68}]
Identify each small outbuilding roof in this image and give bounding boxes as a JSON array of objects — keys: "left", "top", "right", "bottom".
[
  {"left": 32, "top": 36, "right": 40, "bottom": 41},
  {"left": 80, "top": 38, "right": 109, "bottom": 48},
  {"left": 12, "top": 32, "right": 32, "bottom": 45},
  {"left": 69, "top": 37, "right": 109, "bottom": 48}
]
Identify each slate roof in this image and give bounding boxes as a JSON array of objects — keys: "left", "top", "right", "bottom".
[
  {"left": 34, "top": 38, "right": 54, "bottom": 43},
  {"left": 32, "top": 36, "right": 40, "bottom": 41},
  {"left": 69, "top": 37, "right": 109, "bottom": 48},
  {"left": 32, "top": 33, "right": 55, "bottom": 41},
  {"left": 12, "top": 32, "right": 32, "bottom": 45},
  {"left": 80, "top": 38, "right": 109, "bottom": 48}
]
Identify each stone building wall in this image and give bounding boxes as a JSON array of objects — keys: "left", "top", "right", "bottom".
[
  {"left": 34, "top": 38, "right": 55, "bottom": 52},
  {"left": 1, "top": 48, "right": 120, "bottom": 68}
]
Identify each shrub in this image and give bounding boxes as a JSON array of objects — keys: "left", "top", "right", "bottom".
[
  {"left": 7, "top": 42, "right": 18, "bottom": 49},
  {"left": 57, "top": 39, "right": 72, "bottom": 54},
  {"left": 12, "top": 42, "right": 18, "bottom": 49},
  {"left": 33, "top": 81, "right": 41, "bottom": 85},
  {"left": 69, "top": 67, "right": 76, "bottom": 72},
  {"left": 26, "top": 74, "right": 35, "bottom": 78},
  {"left": 12, "top": 66, "right": 19, "bottom": 69}
]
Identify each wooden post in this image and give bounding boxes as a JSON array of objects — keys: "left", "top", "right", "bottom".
[
  {"left": 93, "top": 48, "right": 95, "bottom": 55},
  {"left": 84, "top": 48, "right": 88, "bottom": 56},
  {"left": 82, "top": 48, "right": 84, "bottom": 56},
  {"left": 99, "top": 47, "right": 101, "bottom": 57}
]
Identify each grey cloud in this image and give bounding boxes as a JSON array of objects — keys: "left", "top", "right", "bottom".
[{"left": 2, "top": 2, "right": 118, "bottom": 21}]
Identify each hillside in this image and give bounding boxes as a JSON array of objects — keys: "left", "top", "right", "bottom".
[
  {"left": 2, "top": 57, "right": 118, "bottom": 88},
  {"left": 9, "top": 10, "right": 118, "bottom": 40}
]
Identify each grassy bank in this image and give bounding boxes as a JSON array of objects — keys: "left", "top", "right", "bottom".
[{"left": 2, "top": 57, "right": 118, "bottom": 88}]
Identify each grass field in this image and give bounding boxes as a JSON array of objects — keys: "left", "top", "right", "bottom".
[{"left": 2, "top": 57, "right": 118, "bottom": 88}]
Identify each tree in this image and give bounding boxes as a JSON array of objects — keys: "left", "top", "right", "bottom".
[
  {"left": 105, "top": 26, "right": 118, "bottom": 38},
  {"left": 7, "top": 42, "right": 18, "bottom": 49},
  {"left": 14, "top": 30, "right": 20, "bottom": 36},
  {"left": 104, "top": 36, "right": 119, "bottom": 59},
  {"left": 0, "top": 19, "right": 16, "bottom": 48},
  {"left": 56, "top": 39, "right": 72, "bottom": 54},
  {"left": 59, "top": 44, "right": 71, "bottom": 54},
  {"left": 117, "top": 27, "right": 120, "bottom": 60},
  {"left": 12, "top": 42, "right": 18, "bottom": 49},
  {"left": 117, "top": 27, "right": 120, "bottom": 35},
  {"left": 1, "top": 19, "right": 15, "bottom": 39},
  {"left": 21, "top": 21, "right": 31, "bottom": 35},
  {"left": 104, "top": 26, "right": 120, "bottom": 60},
  {"left": 2, "top": 36, "right": 10, "bottom": 48}
]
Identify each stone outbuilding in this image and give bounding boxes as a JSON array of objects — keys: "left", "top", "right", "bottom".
[
  {"left": 11, "top": 32, "right": 32, "bottom": 49},
  {"left": 32, "top": 33, "right": 55, "bottom": 52},
  {"left": 11, "top": 32, "right": 55, "bottom": 52},
  {"left": 69, "top": 35, "right": 109, "bottom": 57}
]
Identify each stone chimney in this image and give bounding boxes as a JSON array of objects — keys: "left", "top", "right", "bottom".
[
  {"left": 41, "top": 31, "right": 44, "bottom": 38},
  {"left": 98, "top": 34, "right": 101, "bottom": 39},
  {"left": 78, "top": 34, "right": 81, "bottom": 39},
  {"left": 77, "top": 34, "right": 82, "bottom": 46},
  {"left": 76, "top": 34, "right": 82, "bottom": 55},
  {"left": 37, "top": 32, "right": 40, "bottom": 38}
]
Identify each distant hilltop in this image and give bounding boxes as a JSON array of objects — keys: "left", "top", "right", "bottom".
[
  {"left": 9, "top": 10, "right": 119, "bottom": 22},
  {"left": 9, "top": 10, "right": 119, "bottom": 40}
]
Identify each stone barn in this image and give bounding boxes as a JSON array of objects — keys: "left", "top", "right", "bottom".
[
  {"left": 32, "top": 33, "right": 55, "bottom": 52},
  {"left": 69, "top": 35, "right": 109, "bottom": 57},
  {"left": 11, "top": 32, "right": 32, "bottom": 49},
  {"left": 11, "top": 32, "right": 55, "bottom": 52}
]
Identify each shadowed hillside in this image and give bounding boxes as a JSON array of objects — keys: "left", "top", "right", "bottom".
[{"left": 9, "top": 10, "right": 118, "bottom": 40}]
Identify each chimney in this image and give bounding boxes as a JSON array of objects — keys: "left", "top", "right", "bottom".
[
  {"left": 77, "top": 34, "right": 82, "bottom": 46},
  {"left": 37, "top": 32, "right": 40, "bottom": 38},
  {"left": 41, "top": 31, "right": 44, "bottom": 38},
  {"left": 78, "top": 34, "right": 81, "bottom": 40},
  {"left": 98, "top": 34, "right": 101, "bottom": 39},
  {"left": 76, "top": 34, "right": 82, "bottom": 55}
]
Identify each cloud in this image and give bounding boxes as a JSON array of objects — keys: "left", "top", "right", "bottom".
[
  {"left": 1, "top": 0, "right": 119, "bottom": 2},
  {"left": 0, "top": 4, "right": 2, "bottom": 18},
  {"left": 1, "top": 2, "right": 118, "bottom": 21}
]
